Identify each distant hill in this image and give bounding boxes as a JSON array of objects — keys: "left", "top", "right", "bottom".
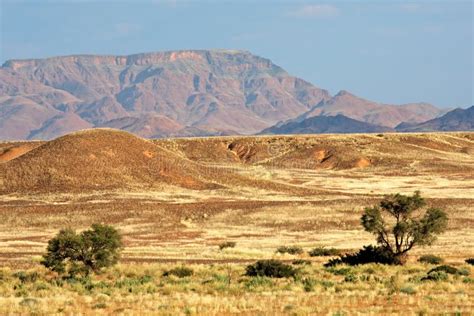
[
  {"left": 259, "top": 114, "right": 392, "bottom": 135},
  {"left": 0, "top": 50, "right": 444, "bottom": 140},
  {"left": 396, "top": 106, "right": 474, "bottom": 132},
  {"left": 0, "top": 50, "right": 329, "bottom": 140},
  {"left": 295, "top": 90, "right": 443, "bottom": 128}
]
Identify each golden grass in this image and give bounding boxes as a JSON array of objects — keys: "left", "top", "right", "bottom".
[
  {"left": 0, "top": 131, "right": 473, "bottom": 313},
  {"left": 0, "top": 262, "right": 472, "bottom": 315}
]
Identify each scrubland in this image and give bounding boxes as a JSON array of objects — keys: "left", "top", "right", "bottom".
[{"left": 0, "top": 132, "right": 473, "bottom": 314}]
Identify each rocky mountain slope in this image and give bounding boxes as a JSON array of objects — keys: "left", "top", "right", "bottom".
[
  {"left": 396, "top": 106, "right": 474, "bottom": 132},
  {"left": 0, "top": 50, "right": 446, "bottom": 140},
  {"left": 259, "top": 114, "right": 392, "bottom": 135},
  {"left": 292, "top": 90, "right": 443, "bottom": 128},
  {"left": 0, "top": 50, "right": 330, "bottom": 140}
]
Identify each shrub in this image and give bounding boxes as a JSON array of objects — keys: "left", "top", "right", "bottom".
[
  {"left": 418, "top": 255, "right": 443, "bottom": 265},
  {"left": 361, "top": 191, "right": 448, "bottom": 264},
  {"left": 218, "top": 241, "right": 236, "bottom": 250},
  {"left": 292, "top": 259, "right": 311, "bottom": 265},
  {"left": 302, "top": 277, "right": 316, "bottom": 292},
  {"left": 13, "top": 271, "right": 39, "bottom": 284},
  {"left": 327, "top": 267, "right": 352, "bottom": 276},
  {"left": 308, "top": 247, "right": 340, "bottom": 257},
  {"left": 324, "top": 245, "right": 399, "bottom": 267},
  {"left": 422, "top": 271, "right": 448, "bottom": 282},
  {"left": 344, "top": 274, "right": 357, "bottom": 283},
  {"left": 163, "top": 267, "right": 193, "bottom": 278},
  {"left": 41, "top": 224, "right": 122, "bottom": 277},
  {"left": 400, "top": 285, "right": 417, "bottom": 295},
  {"left": 245, "top": 260, "right": 298, "bottom": 278},
  {"left": 428, "top": 265, "right": 467, "bottom": 275},
  {"left": 276, "top": 246, "right": 304, "bottom": 255},
  {"left": 465, "top": 258, "right": 474, "bottom": 266}
]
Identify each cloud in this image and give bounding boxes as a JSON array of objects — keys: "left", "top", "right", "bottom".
[{"left": 289, "top": 4, "right": 340, "bottom": 18}]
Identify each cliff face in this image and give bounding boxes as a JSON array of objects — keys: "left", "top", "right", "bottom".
[{"left": 0, "top": 50, "right": 330, "bottom": 140}]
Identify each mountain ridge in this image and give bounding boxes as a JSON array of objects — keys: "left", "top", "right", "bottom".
[{"left": 0, "top": 49, "right": 446, "bottom": 140}]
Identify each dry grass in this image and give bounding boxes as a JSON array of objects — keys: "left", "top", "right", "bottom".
[
  {"left": 0, "top": 263, "right": 472, "bottom": 315},
  {"left": 0, "top": 131, "right": 473, "bottom": 313}
]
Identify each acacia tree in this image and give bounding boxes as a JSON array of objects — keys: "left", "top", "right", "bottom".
[
  {"left": 42, "top": 224, "right": 122, "bottom": 277},
  {"left": 361, "top": 191, "right": 447, "bottom": 263}
]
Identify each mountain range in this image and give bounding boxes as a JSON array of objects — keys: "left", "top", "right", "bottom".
[{"left": 0, "top": 49, "right": 469, "bottom": 140}]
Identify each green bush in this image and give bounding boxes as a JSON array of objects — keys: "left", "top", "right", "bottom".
[
  {"left": 428, "top": 265, "right": 468, "bottom": 276},
  {"left": 344, "top": 274, "right": 357, "bottom": 283},
  {"left": 245, "top": 260, "right": 298, "bottom": 278},
  {"left": 163, "top": 267, "right": 193, "bottom": 278},
  {"left": 465, "top": 258, "right": 474, "bottom": 266},
  {"left": 276, "top": 246, "right": 304, "bottom": 255},
  {"left": 418, "top": 255, "right": 443, "bottom": 265},
  {"left": 400, "top": 286, "right": 417, "bottom": 295},
  {"left": 13, "top": 271, "right": 39, "bottom": 284},
  {"left": 218, "top": 241, "right": 236, "bottom": 250},
  {"left": 324, "top": 245, "right": 400, "bottom": 267},
  {"left": 292, "top": 259, "right": 311, "bottom": 265},
  {"left": 302, "top": 277, "right": 316, "bottom": 292},
  {"left": 41, "top": 224, "right": 122, "bottom": 277},
  {"left": 308, "top": 247, "right": 340, "bottom": 257},
  {"left": 422, "top": 271, "right": 448, "bottom": 282}
]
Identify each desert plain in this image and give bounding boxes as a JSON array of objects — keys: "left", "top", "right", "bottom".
[{"left": 0, "top": 130, "right": 473, "bottom": 315}]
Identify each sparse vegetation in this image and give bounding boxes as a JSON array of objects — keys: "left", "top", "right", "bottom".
[
  {"left": 245, "top": 260, "right": 298, "bottom": 278},
  {"left": 292, "top": 259, "right": 311, "bottom": 265},
  {"left": 361, "top": 191, "right": 448, "bottom": 264},
  {"left": 0, "top": 133, "right": 472, "bottom": 314},
  {"left": 41, "top": 224, "right": 122, "bottom": 277},
  {"left": 325, "top": 245, "right": 399, "bottom": 267},
  {"left": 428, "top": 265, "right": 469, "bottom": 276},
  {"left": 308, "top": 247, "right": 340, "bottom": 257},
  {"left": 218, "top": 241, "right": 236, "bottom": 250},
  {"left": 465, "top": 258, "right": 474, "bottom": 266},
  {"left": 418, "top": 255, "right": 443, "bottom": 265},
  {"left": 276, "top": 246, "right": 304, "bottom": 255},
  {"left": 162, "top": 266, "right": 194, "bottom": 278}
]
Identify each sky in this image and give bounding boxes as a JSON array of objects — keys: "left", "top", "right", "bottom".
[{"left": 0, "top": 0, "right": 472, "bottom": 108}]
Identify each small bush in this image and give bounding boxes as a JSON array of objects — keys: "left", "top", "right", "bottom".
[
  {"left": 344, "top": 274, "right": 357, "bottom": 283},
  {"left": 324, "top": 245, "right": 399, "bottom": 267},
  {"left": 245, "top": 260, "right": 298, "bottom": 278},
  {"left": 308, "top": 247, "right": 340, "bottom": 257},
  {"left": 418, "top": 255, "right": 443, "bottom": 265},
  {"left": 218, "top": 241, "right": 236, "bottom": 250},
  {"left": 400, "top": 286, "right": 417, "bottom": 295},
  {"left": 276, "top": 246, "right": 304, "bottom": 255},
  {"left": 327, "top": 267, "right": 353, "bottom": 276},
  {"left": 465, "top": 258, "right": 474, "bottom": 266},
  {"left": 422, "top": 271, "right": 448, "bottom": 282},
  {"left": 302, "top": 277, "right": 316, "bottom": 292},
  {"left": 163, "top": 267, "right": 193, "bottom": 278},
  {"left": 428, "top": 265, "right": 468, "bottom": 276},
  {"left": 244, "top": 276, "right": 273, "bottom": 289},
  {"left": 292, "top": 259, "right": 311, "bottom": 265},
  {"left": 13, "top": 271, "right": 39, "bottom": 284},
  {"left": 19, "top": 298, "right": 38, "bottom": 308}
]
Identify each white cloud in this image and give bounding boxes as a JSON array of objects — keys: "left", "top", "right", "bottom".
[{"left": 289, "top": 4, "right": 340, "bottom": 18}]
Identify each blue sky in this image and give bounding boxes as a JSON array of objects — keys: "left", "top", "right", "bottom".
[{"left": 1, "top": 0, "right": 472, "bottom": 108}]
